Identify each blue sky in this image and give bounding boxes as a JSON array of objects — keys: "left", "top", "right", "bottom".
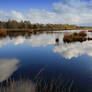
[
  {"left": 0, "top": 0, "right": 90, "bottom": 11},
  {"left": 0, "top": 0, "right": 60, "bottom": 12},
  {"left": 0, "top": 0, "right": 92, "bottom": 26}
]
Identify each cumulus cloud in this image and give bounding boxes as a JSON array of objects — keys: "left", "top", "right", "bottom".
[
  {"left": 0, "top": 10, "right": 24, "bottom": 21},
  {"left": 10, "top": 11, "right": 25, "bottom": 21},
  {"left": 0, "top": 0, "right": 92, "bottom": 25},
  {"left": 25, "top": 9, "right": 56, "bottom": 24},
  {"left": 52, "top": 0, "right": 92, "bottom": 25},
  {"left": 0, "top": 58, "right": 19, "bottom": 82}
]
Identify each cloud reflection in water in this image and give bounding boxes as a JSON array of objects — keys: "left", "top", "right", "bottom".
[
  {"left": 0, "top": 32, "right": 92, "bottom": 59},
  {"left": 53, "top": 41, "right": 92, "bottom": 59},
  {"left": 0, "top": 58, "right": 19, "bottom": 82},
  {"left": 0, "top": 33, "right": 63, "bottom": 47}
]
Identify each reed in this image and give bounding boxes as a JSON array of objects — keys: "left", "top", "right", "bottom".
[
  {"left": 0, "top": 66, "right": 78, "bottom": 92},
  {"left": 0, "top": 77, "right": 78, "bottom": 92}
]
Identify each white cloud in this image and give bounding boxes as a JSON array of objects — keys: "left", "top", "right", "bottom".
[
  {"left": 52, "top": 0, "right": 92, "bottom": 25},
  {"left": 0, "top": 10, "right": 25, "bottom": 21},
  {"left": 10, "top": 11, "right": 25, "bottom": 21},
  {"left": 25, "top": 9, "right": 56, "bottom": 24},
  {"left": 0, "top": 58, "right": 19, "bottom": 82},
  {"left": 0, "top": 0, "right": 92, "bottom": 25}
]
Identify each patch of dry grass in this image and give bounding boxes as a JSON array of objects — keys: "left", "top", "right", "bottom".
[
  {"left": 63, "top": 32, "right": 87, "bottom": 43},
  {"left": 0, "top": 30, "right": 7, "bottom": 39},
  {"left": 0, "top": 66, "right": 77, "bottom": 92},
  {"left": 0, "top": 30, "right": 7, "bottom": 36},
  {"left": 0, "top": 78, "right": 77, "bottom": 92}
]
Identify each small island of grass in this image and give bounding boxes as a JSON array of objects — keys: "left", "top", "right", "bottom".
[{"left": 63, "top": 32, "right": 87, "bottom": 43}]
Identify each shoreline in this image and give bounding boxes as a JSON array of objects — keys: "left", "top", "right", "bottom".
[{"left": 0, "top": 28, "right": 92, "bottom": 33}]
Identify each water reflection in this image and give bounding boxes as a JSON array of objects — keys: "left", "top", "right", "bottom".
[
  {"left": 0, "top": 31, "right": 92, "bottom": 92},
  {"left": 53, "top": 41, "right": 92, "bottom": 59},
  {"left": 0, "top": 59, "right": 19, "bottom": 82},
  {"left": 1, "top": 31, "right": 92, "bottom": 59},
  {"left": 0, "top": 32, "right": 63, "bottom": 47}
]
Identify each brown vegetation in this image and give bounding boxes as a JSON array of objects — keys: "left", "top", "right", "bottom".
[
  {"left": 0, "top": 30, "right": 7, "bottom": 39},
  {"left": 0, "top": 66, "right": 77, "bottom": 92},
  {"left": 0, "top": 78, "right": 76, "bottom": 92},
  {"left": 28, "top": 29, "right": 34, "bottom": 33},
  {"left": 88, "top": 30, "right": 92, "bottom": 32},
  {"left": 0, "top": 30, "right": 7, "bottom": 36},
  {"left": 56, "top": 38, "right": 59, "bottom": 43},
  {"left": 88, "top": 37, "right": 92, "bottom": 40},
  {"left": 63, "top": 32, "right": 87, "bottom": 43}
]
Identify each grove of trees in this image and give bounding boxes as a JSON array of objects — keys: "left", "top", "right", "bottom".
[{"left": 0, "top": 20, "right": 79, "bottom": 31}]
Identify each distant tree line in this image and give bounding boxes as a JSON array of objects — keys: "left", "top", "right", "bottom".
[{"left": 0, "top": 20, "right": 80, "bottom": 30}]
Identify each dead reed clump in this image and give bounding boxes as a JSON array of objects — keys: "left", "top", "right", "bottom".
[
  {"left": 28, "top": 29, "right": 34, "bottom": 33},
  {"left": 56, "top": 38, "right": 59, "bottom": 43},
  {"left": 0, "top": 30, "right": 7, "bottom": 36},
  {"left": 63, "top": 32, "right": 87, "bottom": 43},
  {"left": 0, "top": 31, "right": 7, "bottom": 39},
  {"left": 88, "top": 37, "right": 92, "bottom": 40}
]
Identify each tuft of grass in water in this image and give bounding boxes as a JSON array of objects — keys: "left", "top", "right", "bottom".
[
  {"left": 63, "top": 31, "right": 87, "bottom": 43},
  {"left": 0, "top": 30, "right": 7, "bottom": 36},
  {"left": 88, "top": 37, "right": 92, "bottom": 40},
  {"left": 0, "top": 30, "right": 7, "bottom": 39}
]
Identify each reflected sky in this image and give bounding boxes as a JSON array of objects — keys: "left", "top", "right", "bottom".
[
  {"left": 0, "top": 32, "right": 63, "bottom": 47},
  {"left": 53, "top": 41, "right": 92, "bottom": 59}
]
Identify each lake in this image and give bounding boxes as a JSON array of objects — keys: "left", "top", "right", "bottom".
[{"left": 0, "top": 30, "right": 92, "bottom": 92}]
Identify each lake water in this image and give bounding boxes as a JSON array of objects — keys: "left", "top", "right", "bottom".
[{"left": 0, "top": 30, "right": 92, "bottom": 92}]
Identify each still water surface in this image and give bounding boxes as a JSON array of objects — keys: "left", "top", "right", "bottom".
[{"left": 0, "top": 31, "right": 92, "bottom": 92}]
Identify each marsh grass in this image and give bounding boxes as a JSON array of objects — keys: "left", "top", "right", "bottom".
[
  {"left": 0, "top": 65, "right": 78, "bottom": 92},
  {"left": 88, "top": 37, "right": 92, "bottom": 40},
  {"left": 63, "top": 32, "right": 87, "bottom": 43},
  {"left": 0, "top": 30, "right": 7, "bottom": 39},
  {"left": 0, "top": 77, "right": 78, "bottom": 92}
]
